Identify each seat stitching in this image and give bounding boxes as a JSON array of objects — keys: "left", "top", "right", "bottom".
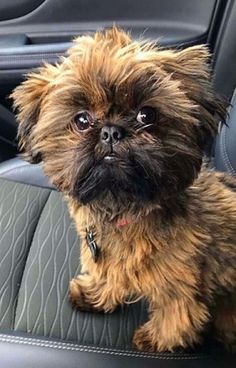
[
  {"left": 1, "top": 333, "right": 186, "bottom": 356},
  {"left": 221, "top": 126, "right": 236, "bottom": 174},
  {"left": 0, "top": 335, "right": 211, "bottom": 360}
]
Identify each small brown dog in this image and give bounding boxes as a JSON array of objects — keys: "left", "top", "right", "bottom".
[{"left": 12, "top": 27, "right": 236, "bottom": 352}]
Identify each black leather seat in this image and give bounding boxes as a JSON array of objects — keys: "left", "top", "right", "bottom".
[
  {"left": 214, "top": 89, "right": 236, "bottom": 173},
  {"left": 0, "top": 92, "right": 236, "bottom": 367}
]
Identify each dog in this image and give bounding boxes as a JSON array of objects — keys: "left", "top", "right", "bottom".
[{"left": 11, "top": 27, "right": 236, "bottom": 352}]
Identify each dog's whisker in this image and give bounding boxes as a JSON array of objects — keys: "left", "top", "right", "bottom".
[{"left": 136, "top": 124, "right": 153, "bottom": 133}]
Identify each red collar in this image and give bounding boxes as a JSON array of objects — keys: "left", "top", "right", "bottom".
[{"left": 116, "top": 216, "right": 134, "bottom": 228}]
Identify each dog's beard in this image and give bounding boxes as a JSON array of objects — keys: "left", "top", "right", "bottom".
[
  {"left": 70, "top": 145, "right": 201, "bottom": 207},
  {"left": 72, "top": 154, "right": 161, "bottom": 205}
]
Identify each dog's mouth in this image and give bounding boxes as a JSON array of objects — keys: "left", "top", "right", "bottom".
[
  {"left": 103, "top": 153, "right": 119, "bottom": 162},
  {"left": 73, "top": 152, "right": 159, "bottom": 205}
]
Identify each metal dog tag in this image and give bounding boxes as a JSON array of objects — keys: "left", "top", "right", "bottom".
[{"left": 86, "top": 229, "right": 99, "bottom": 263}]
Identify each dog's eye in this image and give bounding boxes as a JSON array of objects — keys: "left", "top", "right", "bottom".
[
  {"left": 73, "top": 112, "right": 93, "bottom": 131},
  {"left": 136, "top": 106, "right": 156, "bottom": 124}
]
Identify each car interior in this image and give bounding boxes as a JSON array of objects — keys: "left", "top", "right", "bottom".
[{"left": 0, "top": 0, "right": 236, "bottom": 367}]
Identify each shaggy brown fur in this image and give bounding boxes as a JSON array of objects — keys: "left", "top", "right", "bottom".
[{"left": 11, "top": 27, "right": 236, "bottom": 352}]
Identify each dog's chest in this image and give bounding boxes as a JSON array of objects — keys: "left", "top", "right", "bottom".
[
  {"left": 83, "top": 228, "right": 152, "bottom": 265},
  {"left": 79, "top": 221, "right": 205, "bottom": 299},
  {"left": 80, "top": 227, "right": 165, "bottom": 289}
]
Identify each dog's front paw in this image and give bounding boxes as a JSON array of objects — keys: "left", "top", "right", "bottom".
[
  {"left": 69, "top": 278, "right": 96, "bottom": 312},
  {"left": 133, "top": 323, "right": 190, "bottom": 353},
  {"left": 133, "top": 324, "right": 159, "bottom": 352}
]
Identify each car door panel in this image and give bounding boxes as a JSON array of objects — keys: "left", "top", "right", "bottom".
[
  {"left": 0, "top": 0, "right": 46, "bottom": 22},
  {"left": 0, "top": 0, "right": 221, "bottom": 68}
]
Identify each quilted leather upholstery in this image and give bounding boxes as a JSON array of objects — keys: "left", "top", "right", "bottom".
[
  {"left": 0, "top": 178, "right": 148, "bottom": 348},
  {"left": 0, "top": 179, "right": 50, "bottom": 328}
]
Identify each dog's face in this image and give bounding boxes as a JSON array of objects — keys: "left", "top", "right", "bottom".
[{"left": 12, "top": 28, "right": 226, "bottom": 208}]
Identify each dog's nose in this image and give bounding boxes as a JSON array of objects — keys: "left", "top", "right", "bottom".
[{"left": 100, "top": 125, "right": 125, "bottom": 145}]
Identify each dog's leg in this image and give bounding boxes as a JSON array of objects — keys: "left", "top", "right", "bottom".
[
  {"left": 133, "top": 298, "right": 209, "bottom": 352},
  {"left": 69, "top": 274, "right": 127, "bottom": 313},
  {"left": 213, "top": 297, "right": 236, "bottom": 352}
]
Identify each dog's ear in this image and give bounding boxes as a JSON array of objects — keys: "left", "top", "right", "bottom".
[
  {"left": 157, "top": 45, "right": 228, "bottom": 149},
  {"left": 11, "top": 63, "right": 59, "bottom": 163}
]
